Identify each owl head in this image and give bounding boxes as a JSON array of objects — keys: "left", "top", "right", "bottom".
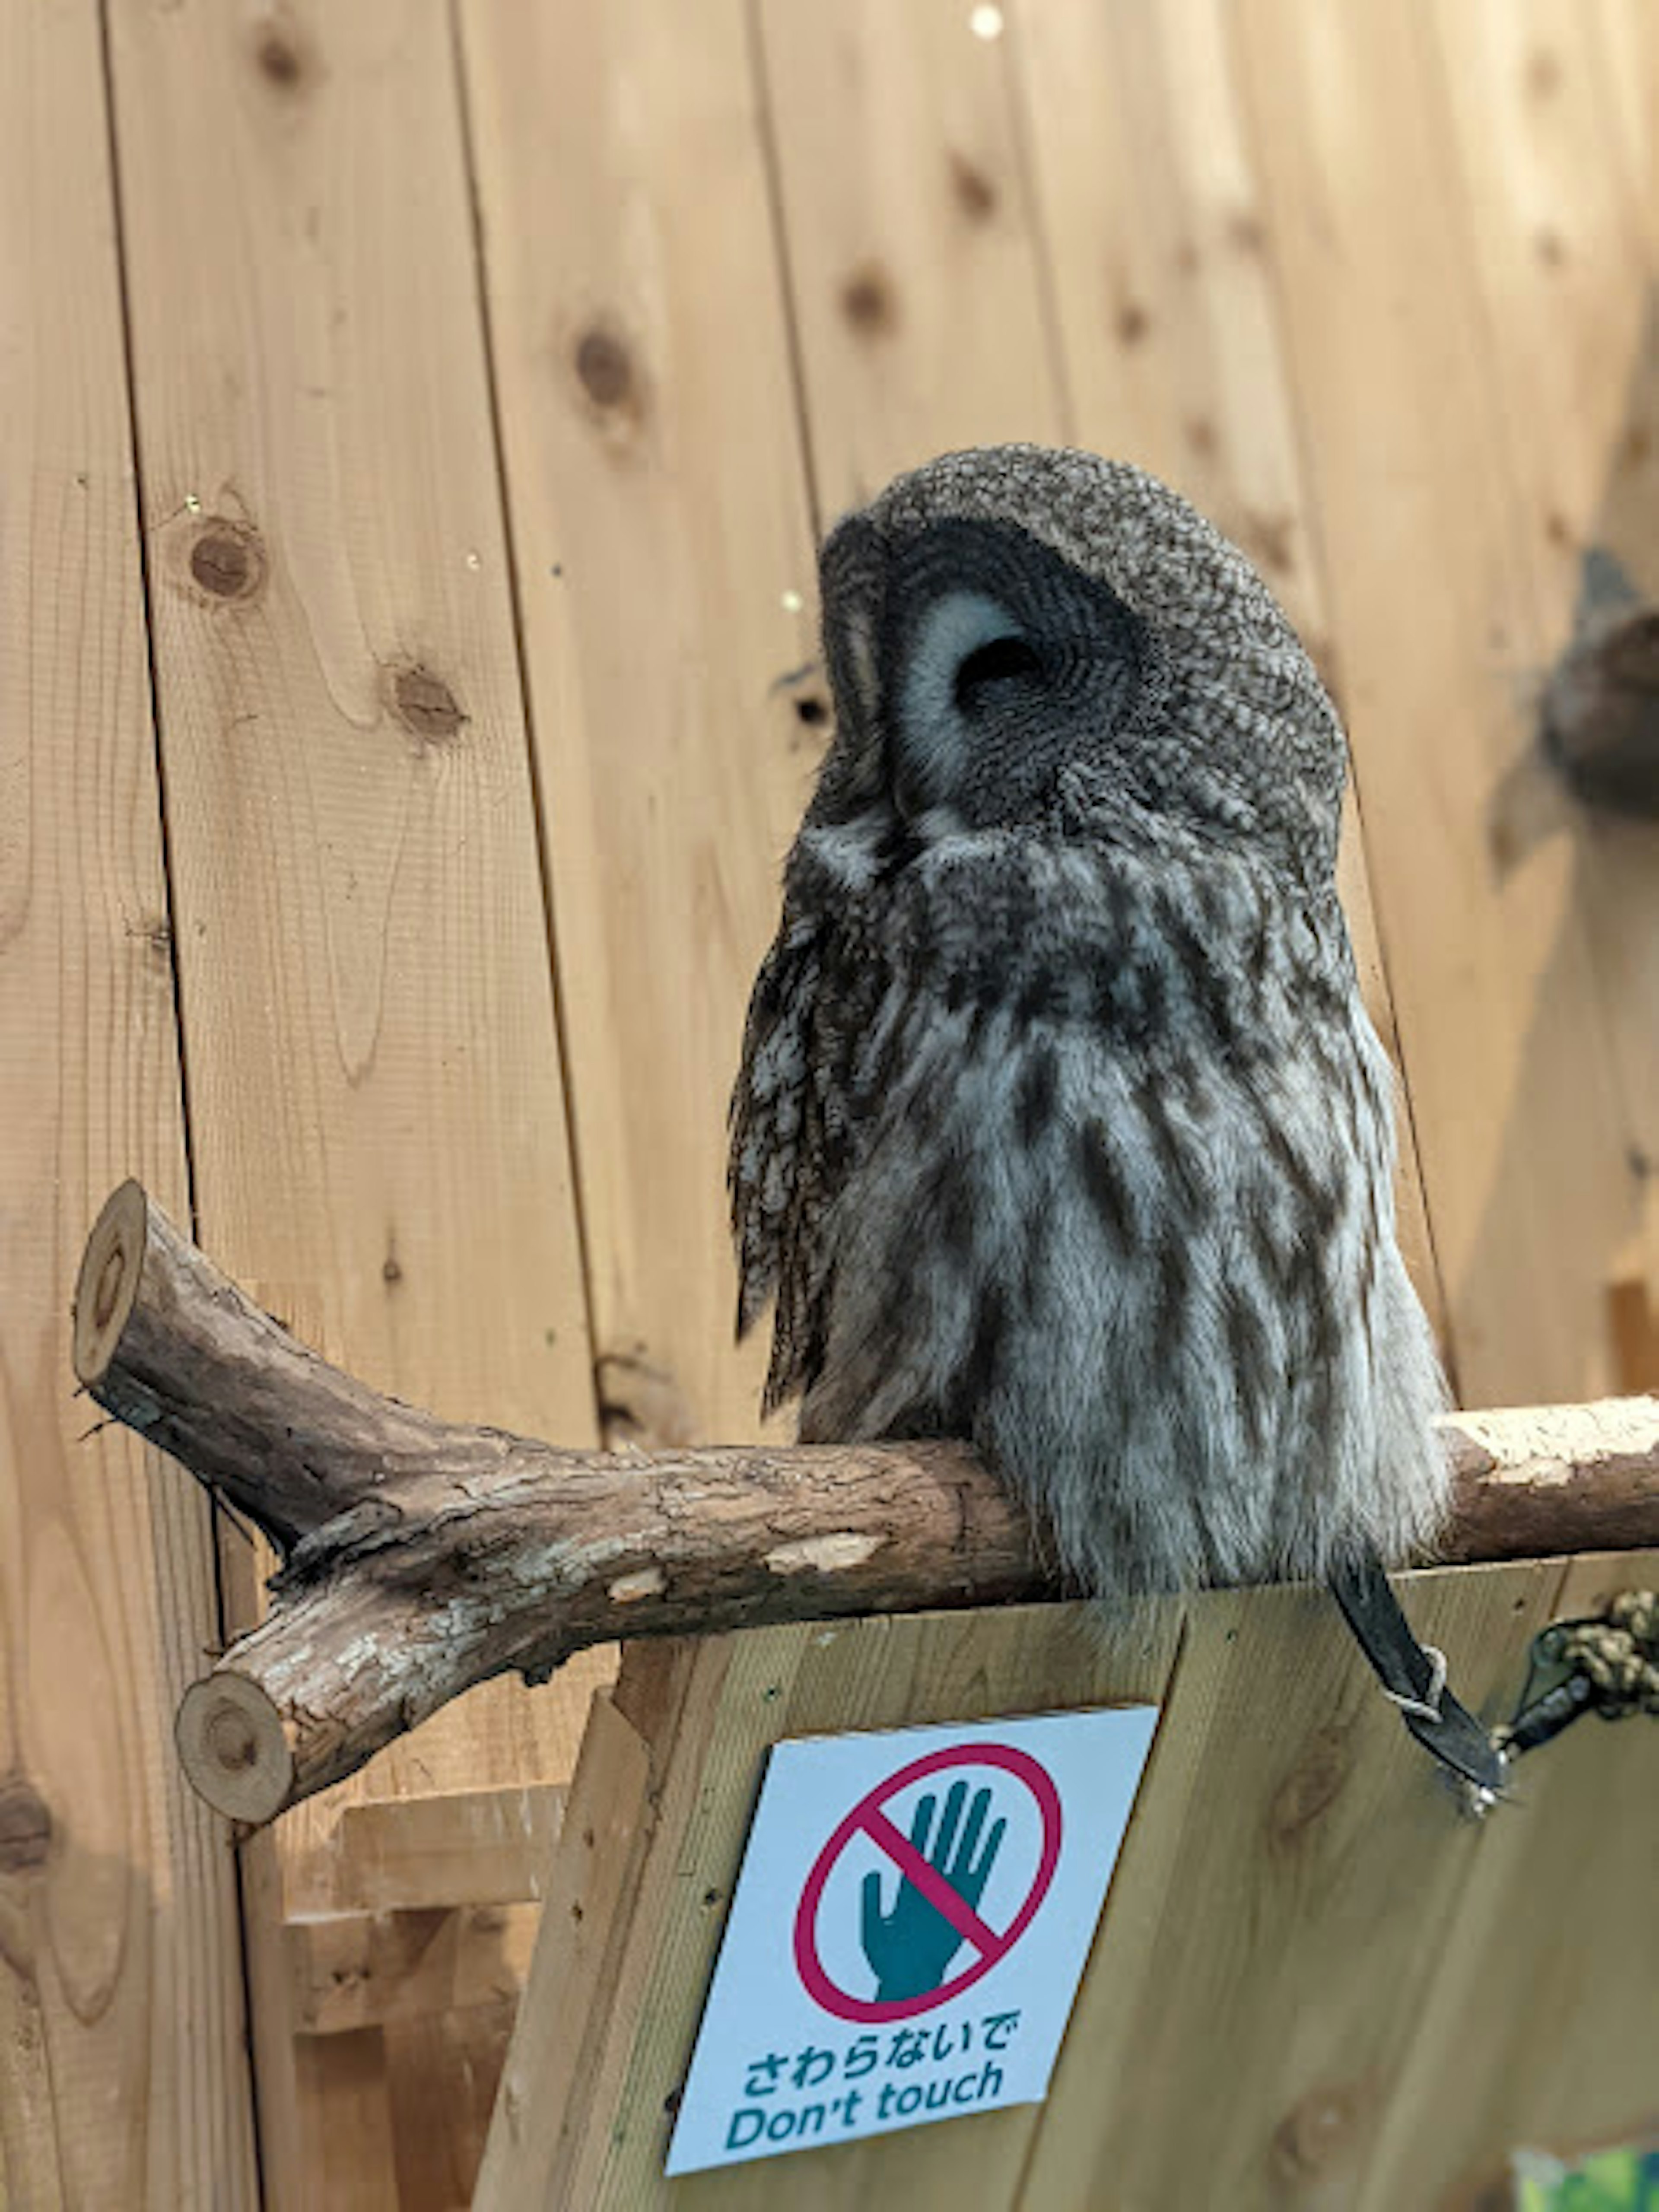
[{"left": 807, "top": 445, "right": 1345, "bottom": 889}]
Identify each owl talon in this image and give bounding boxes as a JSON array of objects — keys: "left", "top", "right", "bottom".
[{"left": 1328, "top": 1554, "right": 1508, "bottom": 1796}]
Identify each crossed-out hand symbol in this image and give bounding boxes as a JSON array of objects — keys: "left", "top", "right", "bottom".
[{"left": 860, "top": 1780, "right": 1007, "bottom": 2003}]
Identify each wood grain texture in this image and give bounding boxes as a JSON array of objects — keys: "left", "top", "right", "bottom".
[
  {"left": 386, "top": 2003, "right": 517, "bottom": 2212},
  {"left": 320, "top": 1786, "right": 564, "bottom": 1913},
  {"left": 1013, "top": 1562, "right": 1570, "bottom": 2209},
  {"left": 102, "top": 0, "right": 603, "bottom": 2199},
  {"left": 0, "top": 2, "right": 255, "bottom": 2203},
  {"left": 474, "top": 1691, "right": 656, "bottom": 2210},
  {"left": 286, "top": 1901, "right": 539, "bottom": 2035},
  {"left": 456, "top": 0, "right": 817, "bottom": 1449},
  {"left": 756, "top": 0, "right": 1065, "bottom": 503},
  {"left": 14, "top": 3, "right": 1659, "bottom": 2199},
  {"left": 1013, "top": 0, "right": 1447, "bottom": 1350},
  {"left": 1233, "top": 0, "right": 1639, "bottom": 1406},
  {"left": 1353, "top": 1548, "right": 1659, "bottom": 2209},
  {"left": 1430, "top": 0, "right": 1659, "bottom": 1400},
  {"left": 476, "top": 1604, "right": 1181, "bottom": 2211},
  {"left": 293, "top": 2028, "right": 398, "bottom": 2212},
  {"left": 104, "top": 0, "right": 595, "bottom": 1446},
  {"left": 478, "top": 1557, "right": 1648, "bottom": 2210}
]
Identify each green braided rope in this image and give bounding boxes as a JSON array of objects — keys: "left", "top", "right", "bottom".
[{"left": 1534, "top": 1592, "right": 1659, "bottom": 1722}]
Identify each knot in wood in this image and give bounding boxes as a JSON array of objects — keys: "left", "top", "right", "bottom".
[
  {"left": 251, "top": 17, "right": 316, "bottom": 92},
  {"left": 188, "top": 520, "right": 266, "bottom": 603},
  {"left": 574, "top": 327, "right": 636, "bottom": 411},
  {"left": 257, "top": 30, "right": 302, "bottom": 84},
  {"left": 1267, "top": 1723, "right": 1351, "bottom": 1850},
  {"left": 596, "top": 1347, "right": 697, "bottom": 1451},
  {"left": 1272, "top": 2078, "right": 1373, "bottom": 2181},
  {"left": 947, "top": 151, "right": 998, "bottom": 223},
  {"left": 1116, "top": 300, "right": 1151, "bottom": 346},
  {"left": 90, "top": 1244, "right": 127, "bottom": 1332},
  {"left": 206, "top": 1706, "right": 261, "bottom": 1775},
  {"left": 391, "top": 666, "right": 466, "bottom": 744},
  {"left": 840, "top": 262, "right": 898, "bottom": 337},
  {"left": 0, "top": 1780, "right": 53, "bottom": 1872}
]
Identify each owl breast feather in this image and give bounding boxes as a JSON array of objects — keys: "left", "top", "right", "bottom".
[{"left": 731, "top": 829, "right": 1449, "bottom": 1603}]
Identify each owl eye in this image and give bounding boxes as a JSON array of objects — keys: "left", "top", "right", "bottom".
[{"left": 953, "top": 635, "right": 1042, "bottom": 714}]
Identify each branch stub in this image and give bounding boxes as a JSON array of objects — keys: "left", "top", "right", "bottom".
[
  {"left": 72, "top": 1178, "right": 149, "bottom": 1387},
  {"left": 175, "top": 1672, "right": 295, "bottom": 1825}
]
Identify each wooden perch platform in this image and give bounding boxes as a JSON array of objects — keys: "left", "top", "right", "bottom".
[{"left": 73, "top": 1182, "right": 1659, "bottom": 1830}]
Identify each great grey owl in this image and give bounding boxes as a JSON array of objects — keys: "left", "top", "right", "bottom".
[{"left": 729, "top": 445, "right": 1450, "bottom": 1621}]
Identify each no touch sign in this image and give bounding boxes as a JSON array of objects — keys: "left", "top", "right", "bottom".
[{"left": 665, "top": 1705, "right": 1158, "bottom": 2177}]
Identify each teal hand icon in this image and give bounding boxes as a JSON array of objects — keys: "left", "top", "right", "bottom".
[{"left": 860, "top": 1780, "right": 1007, "bottom": 2004}]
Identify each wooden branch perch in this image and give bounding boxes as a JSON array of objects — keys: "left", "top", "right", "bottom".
[{"left": 74, "top": 1182, "right": 1659, "bottom": 1829}]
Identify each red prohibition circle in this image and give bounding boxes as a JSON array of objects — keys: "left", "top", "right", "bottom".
[{"left": 791, "top": 1743, "right": 1063, "bottom": 2023}]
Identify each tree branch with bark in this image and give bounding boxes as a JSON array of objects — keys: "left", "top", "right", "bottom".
[{"left": 73, "top": 1182, "right": 1659, "bottom": 1828}]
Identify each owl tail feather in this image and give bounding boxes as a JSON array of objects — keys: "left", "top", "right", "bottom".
[{"left": 1328, "top": 1551, "right": 1508, "bottom": 1805}]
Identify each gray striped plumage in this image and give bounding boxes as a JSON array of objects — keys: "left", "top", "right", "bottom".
[{"left": 731, "top": 445, "right": 1449, "bottom": 1606}]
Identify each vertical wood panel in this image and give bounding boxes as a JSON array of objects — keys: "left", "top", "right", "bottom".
[
  {"left": 1356, "top": 1548, "right": 1659, "bottom": 2209},
  {"left": 0, "top": 2, "right": 255, "bottom": 2203},
  {"left": 1431, "top": 0, "right": 1659, "bottom": 1397},
  {"left": 105, "top": 0, "right": 594, "bottom": 1446},
  {"left": 757, "top": 0, "right": 1065, "bottom": 507},
  {"left": 1014, "top": 0, "right": 1447, "bottom": 1347},
  {"left": 457, "top": 0, "right": 819, "bottom": 1447},
  {"left": 1013, "top": 1563, "right": 1569, "bottom": 2208},
  {"left": 103, "top": 0, "right": 601, "bottom": 2200},
  {"left": 1018, "top": 0, "right": 1314, "bottom": 597},
  {"left": 1234, "top": 0, "right": 1636, "bottom": 1405}
]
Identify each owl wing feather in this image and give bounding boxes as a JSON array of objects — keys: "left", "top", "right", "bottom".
[{"left": 729, "top": 914, "right": 844, "bottom": 1414}]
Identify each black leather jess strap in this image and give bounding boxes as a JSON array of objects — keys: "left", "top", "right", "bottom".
[{"left": 1328, "top": 1551, "right": 1508, "bottom": 1799}]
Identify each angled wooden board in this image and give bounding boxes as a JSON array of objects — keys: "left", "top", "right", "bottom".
[
  {"left": 457, "top": 0, "right": 819, "bottom": 1447},
  {"left": 476, "top": 1601, "right": 1182, "bottom": 2210},
  {"left": 1013, "top": 1561, "right": 1569, "bottom": 2208},
  {"left": 476, "top": 1556, "right": 1643, "bottom": 2210},
  {"left": 1355, "top": 1548, "right": 1659, "bottom": 2210},
  {"left": 0, "top": 2, "right": 255, "bottom": 2204}
]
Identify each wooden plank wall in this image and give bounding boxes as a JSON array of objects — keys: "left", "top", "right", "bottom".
[
  {"left": 0, "top": 5, "right": 255, "bottom": 2206},
  {"left": 99, "top": 2, "right": 608, "bottom": 2202},
  {"left": 2, "top": 2, "right": 1655, "bottom": 2207}
]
